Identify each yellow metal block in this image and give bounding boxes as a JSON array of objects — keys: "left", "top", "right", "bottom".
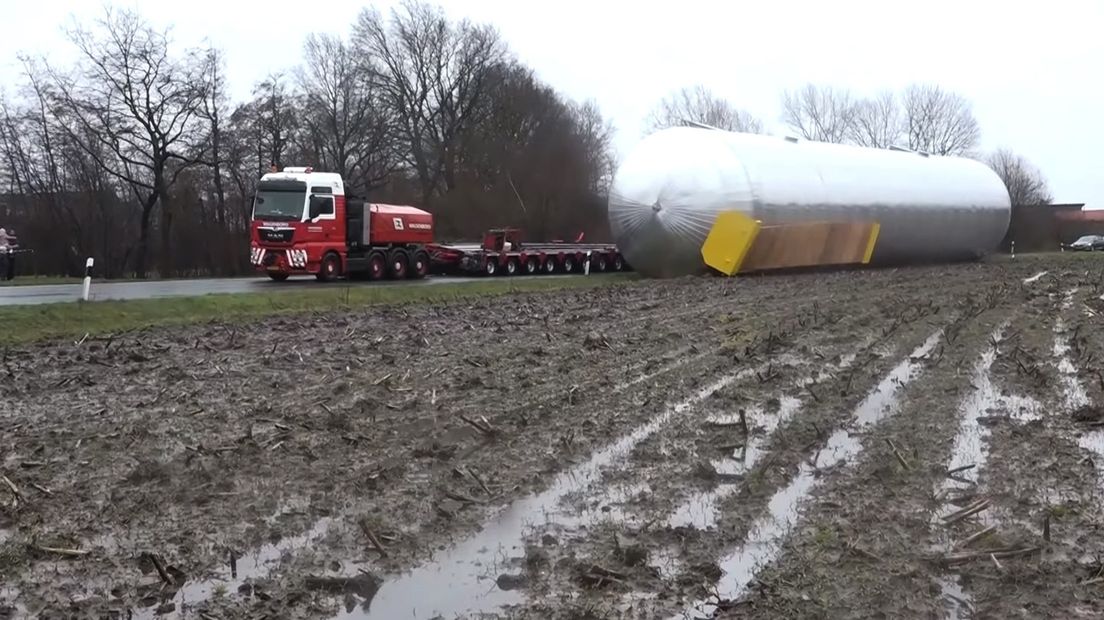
[
  {"left": 862, "top": 223, "right": 880, "bottom": 264},
  {"left": 701, "top": 211, "right": 761, "bottom": 276}
]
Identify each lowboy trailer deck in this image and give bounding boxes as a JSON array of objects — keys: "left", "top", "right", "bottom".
[{"left": 429, "top": 228, "right": 628, "bottom": 276}]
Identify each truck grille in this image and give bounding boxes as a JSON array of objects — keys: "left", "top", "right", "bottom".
[{"left": 258, "top": 227, "right": 294, "bottom": 243}]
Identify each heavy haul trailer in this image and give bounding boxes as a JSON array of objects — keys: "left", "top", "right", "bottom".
[
  {"left": 428, "top": 228, "right": 627, "bottom": 276},
  {"left": 250, "top": 167, "right": 627, "bottom": 281}
]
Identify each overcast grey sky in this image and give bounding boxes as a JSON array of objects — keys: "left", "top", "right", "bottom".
[{"left": 2, "top": 0, "right": 1101, "bottom": 208}]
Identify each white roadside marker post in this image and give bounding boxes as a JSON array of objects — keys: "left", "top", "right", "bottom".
[
  {"left": 585, "top": 251, "right": 591, "bottom": 276},
  {"left": 81, "top": 257, "right": 94, "bottom": 301}
]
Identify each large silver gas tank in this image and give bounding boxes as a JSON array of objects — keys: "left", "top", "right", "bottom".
[{"left": 608, "top": 127, "right": 1011, "bottom": 278}]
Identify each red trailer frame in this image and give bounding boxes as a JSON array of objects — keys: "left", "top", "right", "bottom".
[{"left": 429, "top": 228, "right": 627, "bottom": 276}]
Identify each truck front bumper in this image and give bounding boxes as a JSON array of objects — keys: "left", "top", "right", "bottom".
[{"left": 251, "top": 247, "right": 312, "bottom": 272}]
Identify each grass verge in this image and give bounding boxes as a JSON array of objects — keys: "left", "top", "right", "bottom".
[{"left": 0, "top": 274, "right": 637, "bottom": 345}]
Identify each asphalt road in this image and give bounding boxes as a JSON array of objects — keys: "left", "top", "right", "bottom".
[{"left": 0, "top": 274, "right": 526, "bottom": 306}]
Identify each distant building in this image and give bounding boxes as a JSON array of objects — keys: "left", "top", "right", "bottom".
[{"left": 1003, "top": 203, "right": 1094, "bottom": 252}]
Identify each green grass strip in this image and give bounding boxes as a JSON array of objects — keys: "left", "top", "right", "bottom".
[{"left": 0, "top": 274, "right": 637, "bottom": 345}]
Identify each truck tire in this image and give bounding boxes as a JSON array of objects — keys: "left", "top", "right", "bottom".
[
  {"left": 612, "top": 255, "right": 624, "bottom": 271},
  {"left": 524, "top": 258, "right": 538, "bottom": 275},
  {"left": 316, "top": 253, "right": 341, "bottom": 282},
  {"left": 595, "top": 254, "right": 609, "bottom": 272},
  {"left": 484, "top": 259, "right": 498, "bottom": 276},
  {"left": 543, "top": 259, "right": 556, "bottom": 274},
  {"left": 387, "top": 248, "right": 409, "bottom": 279},
  {"left": 563, "top": 256, "right": 576, "bottom": 273},
  {"left": 506, "top": 259, "right": 519, "bottom": 276},
  {"left": 368, "top": 251, "right": 387, "bottom": 280},
  {"left": 410, "top": 250, "right": 430, "bottom": 279},
  {"left": 268, "top": 272, "right": 289, "bottom": 282}
]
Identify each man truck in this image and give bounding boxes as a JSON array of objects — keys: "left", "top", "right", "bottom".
[{"left": 249, "top": 167, "right": 627, "bottom": 282}]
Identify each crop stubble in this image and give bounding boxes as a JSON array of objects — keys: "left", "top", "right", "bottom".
[{"left": 3, "top": 256, "right": 1103, "bottom": 619}]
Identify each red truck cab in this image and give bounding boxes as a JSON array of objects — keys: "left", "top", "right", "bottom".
[{"left": 249, "top": 167, "right": 434, "bottom": 281}]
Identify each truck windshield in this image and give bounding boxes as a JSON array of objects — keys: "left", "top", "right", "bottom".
[{"left": 253, "top": 190, "right": 305, "bottom": 221}]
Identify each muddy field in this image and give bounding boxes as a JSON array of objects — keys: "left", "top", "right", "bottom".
[{"left": 4, "top": 254, "right": 1104, "bottom": 619}]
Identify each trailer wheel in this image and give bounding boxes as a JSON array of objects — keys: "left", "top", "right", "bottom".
[
  {"left": 506, "top": 259, "right": 519, "bottom": 276},
  {"left": 485, "top": 258, "right": 498, "bottom": 276},
  {"left": 524, "top": 258, "right": 538, "bottom": 275},
  {"left": 367, "top": 252, "right": 387, "bottom": 280},
  {"left": 542, "top": 258, "right": 557, "bottom": 274},
  {"left": 317, "top": 253, "right": 341, "bottom": 282},
  {"left": 563, "top": 256, "right": 576, "bottom": 273},
  {"left": 387, "top": 248, "right": 409, "bottom": 279},
  {"left": 612, "top": 255, "right": 624, "bottom": 271},
  {"left": 410, "top": 250, "right": 430, "bottom": 279},
  {"left": 595, "top": 255, "right": 609, "bottom": 272},
  {"left": 268, "top": 272, "right": 289, "bottom": 282}
]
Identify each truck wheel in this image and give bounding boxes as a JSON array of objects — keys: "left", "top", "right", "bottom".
[
  {"left": 368, "top": 252, "right": 386, "bottom": 280},
  {"left": 543, "top": 259, "right": 556, "bottom": 274},
  {"left": 506, "top": 259, "right": 519, "bottom": 276},
  {"left": 563, "top": 256, "right": 576, "bottom": 273},
  {"left": 268, "top": 272, "right": 289, "bottom": 282},
  {"left": 410, "top": 251, "right": 430, "bottom": 279},
  {"left": 595, "top": 255, "right": 609, "bottom": 272},
  {"left": 387, "top": 248, "right": 409, "bottom": 279},
  {"left": 317, "top": 253, "right": 341, "bottom": 282},
  {"left": 524, "top": 258, "right": 538, "bottom": 275},
  {"left": 612, "top": 255, "right": 624, "bottom": 271},
  {"left": 485, "top": 259, "right": 499, "bottom": 276}
]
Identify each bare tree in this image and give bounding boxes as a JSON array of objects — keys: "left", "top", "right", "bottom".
[
  {"left": 43, "top": 7, "right": 206, "bottom": 277},
  {"left": 352, "top": 0, "right": 507, "bottom": 207},
  {"left": 780, "top": 84, "right": 855, "bottom": 143},
  {"left": 646, "top": 85, "right": 763, "bottom": 134},
  {"left": 987, "top": 149, "right": 1052, "bottom": 206},
  {"left": 197, "top": 48, "right": 229, "bottom": 228},
  {"left": 245, "top": 73, "right": 300, "bottom": 173},
  {"left": 902, "top": 84, "right": 980, "bottom": 156},
  {"left": 296, "top": 33, "right": 397, "bottom": 197},
  {"left": 571, "top": 99, "right": 615, "bottom": 193},
  {"left": 849, "top": 91, "right": 902, "bottom": 149}
]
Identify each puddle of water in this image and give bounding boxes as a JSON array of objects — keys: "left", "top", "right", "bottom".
[
  {"left": 937, "top": 575, "right": 974, "bottom": 619},
  {"left": 666, "top": 352, "right": 863, "bottom": 531},
  {"left": 342, "top": 366, "right": 761, "bottom": 620},
  {"left": 1022, "top": 271, "right": 1048, "bottom": 284},
  {"left": 668, "top": 398, "right": 801, "bottom": 530},
  {"left": 1079, "top": 430, "right": 1104, "bottom": 461},
  {"left": 926, "top": 325, "right": 1006, "bottom": 620},
  {"left": 931, "top": 319, "right": 1071, "bottom": 617},
  {"left": 1054, "top": 313, "right": 1089, "bottom": 411},
  {"left": 673, "top": 331, "right": 942, "bottom": 618},
  {"left": 939, "top": 325, "right": 1005, "bottom": 491},
  {"left": 132, "top": 515, "right": 336, "bottom": 620}
]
